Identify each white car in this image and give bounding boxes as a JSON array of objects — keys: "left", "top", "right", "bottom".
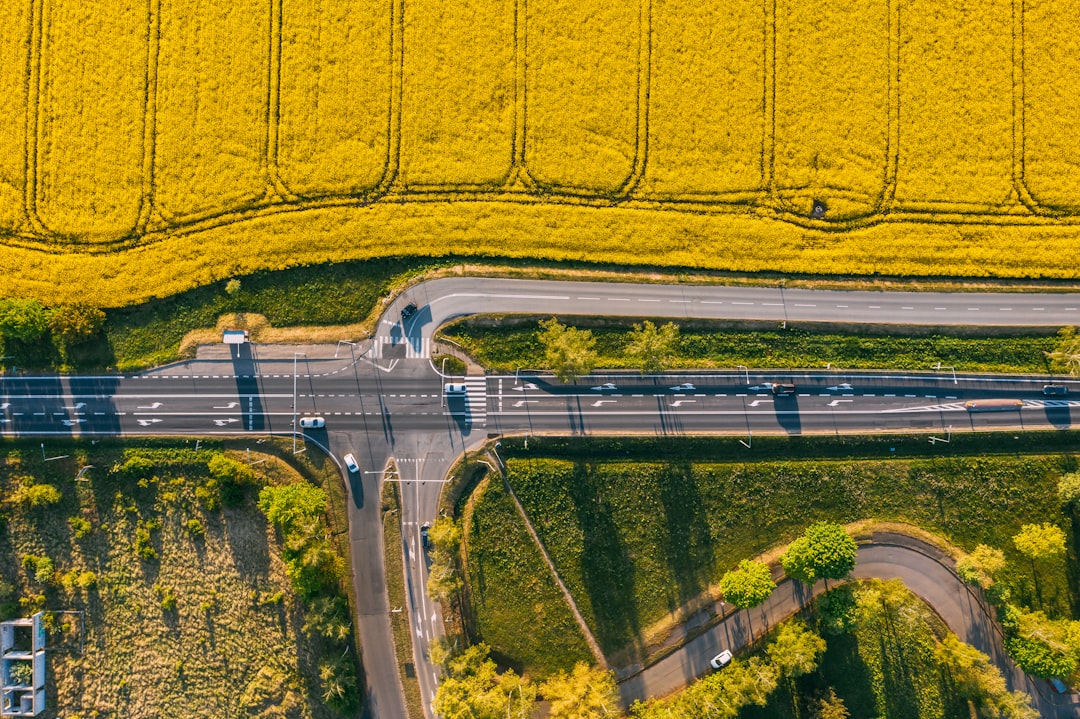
[
  {"left": 343, "top": 453, "right": 359, "bottom": 473},
  {"left": 709, "top": 650, "right": 733, "bottom": 670},
  {"left": 298, "top": 416, "right": 325, "bottom": 429},
  {"left": 670, "top": 383, "right": 696, "bottom": 392},
  {"left": 591, "top": 383, "right": 617, "bottom": 391}
]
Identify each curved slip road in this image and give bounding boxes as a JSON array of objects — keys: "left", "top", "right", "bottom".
[{"left": 619, "top": 533, "right": 1079, "bottom": 717}]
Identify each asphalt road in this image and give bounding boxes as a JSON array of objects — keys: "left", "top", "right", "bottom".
[
  {"left": 620, "top": 534, "right": 1079, "bottom": 718},
  {"left": 3, "top": 278, "right": 1080, "bottom": 718}
]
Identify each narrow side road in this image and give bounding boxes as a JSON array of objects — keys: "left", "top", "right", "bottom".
[{"left": 618, "top": 533, "right": 1079, "bottom": 717}]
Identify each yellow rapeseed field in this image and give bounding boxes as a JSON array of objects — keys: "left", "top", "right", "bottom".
[
  {"left": 36, "top": 0, "right": 146, "bottom": 240},
  {"left": 276, "top": 0, "right": 394, "bottom": 198},
  {"left": 399, "top": 0, "right": 515, "bottom": 188},
  {"left": 1021, "top": 0, "right": 1080, "bottom": 211},
  {"left": 639, "top": 0, "right": 765, "bottom": 199},
  {"left": 773, "top": 0, "right": 890, "bottom": 219},
  {"left": 154, "top": 0, "right": 270, "bottom": 221},
  {"left": 0, "top": 0, "right": 27, "bottom": 234},
  {"left": 3, "top": 0, "right": 1080, "bottom": 303},
  {"left": 523, "top": 0, "right": 640, "bottom": 193},
  {"left": 892, "top": 0, "right": 1016, "bottom": 212}
]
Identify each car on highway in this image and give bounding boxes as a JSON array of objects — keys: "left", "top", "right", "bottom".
[
  {"left": 343, "top": 453, "right": 359, "bottom": 473},
  {"left": 444, "top": 383, "right": 467, "bottom": 394},
  {"left": 670, "top": 383, "right": 696, "bottom": 391},
  {"left": 400, "top": 302, "right": 418, "bottom": 321},
  {"left": 298, "top": 416, "right": 325, "bottom": 429},
  {"left": 964, "top": 399, "right": 1023, "bottom": 412},
  {"left": 591, "top": 383, "right": 617, "bottom": 391},
  {"left": 420, "top": 523, "right": 431, "bottom": 549},
  {"left": 709, "top": 650, "right": 733, "bottom": 670},
  {"left": 1043, "top": 384, "right": 1069, "bottom": 396},
  {"left": 771, "top": 383, "right": 796, "bottom": 395}
]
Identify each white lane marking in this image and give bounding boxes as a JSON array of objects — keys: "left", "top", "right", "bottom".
[
  {"left": 638, "top": 299, "right": 661, "bottom": 302},
  {"left": 967, "top": 308, "right": 980, "bottom": 311},
  {"left": 795, "top": 304, "right": 817, "bottom": 307},
  {"left": 869, "top": 305, "right": 881, "bottom": 309},
  {"left": 836, "top": 305, "right": 848, "bottom": 308},
  {"left": 136, "top": 402, "right": 164, "bottom": 409},
  {"left": 668, "top": 300, "right": 690, "bottom": 304},
  {"left": 935, "top": 307, "right": 947, "bottom": 310},
  {"left": 578, "top": 297, "right": 601, "bottom": 300},
  {"left": 700, "top": 300, "right": 723, "bottom": 304},
  {"left": 1033, "top": 307, "right": 1045, "bottom": 311},
  {"left": 762, "top": 302, "right": 782, "bottom": 306},
  {"left": 1067, "top": 308, "right": 1078, "bottom": 311},
  {"left": 999, "top": 308, "right": 1012, "bottom": 311},
  {"left": 607, "top": 298, "right": 631, "bottom": 302},
  {"left": 747, "top": 399, "right": 772, "bottom": 407},
  {"left": 828, "top": 399, "right": 853, "bottom": 407},
  {"left": 671, "top": 399, "right": 697, "bottom": 407},
  {"left": 213, "top": 402, "right": 239, "bottom": 409},
  {"left": 592, "top": 400, "right": 617, "bottom": 407},
  {"left": 731, "top": 302, "right": 753, "bottom": 306},
  {"left": 901, "top": 306, "right": 914, "bottom": 310},
  {"left": 511, "top": 400, "right": 538, "bottom": 408}
]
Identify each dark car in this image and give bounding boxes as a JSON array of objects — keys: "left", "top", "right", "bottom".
[
  {"left": 1042, "top": 384, "right": 1068, "bottom": 396},
  {"left": 420, "top": 524, "right": 431, "bottom": 549},
  {"left": 401, "top": 302, "right": 418, "bottom": 321}
]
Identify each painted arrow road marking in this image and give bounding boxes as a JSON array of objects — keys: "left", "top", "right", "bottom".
[
  {"left": 591, "top": 400, "right": 617, "bottom": 407},
  {"left": 828, "top": 399, "right": 854, "bottom": 407},
  {"left": 747, "top": 399, "right": 773, "bottom": 407},
  {"left": 0, "top": 403, "right": 8, "bottom": 410},
  {"left": 63, "top": 402, "right": 87, "bottom": 411},
  {"left": 827, "top": 384, "right": 853, "bottom": 391},
  {"left": 213, "top": 402, "right": 239, "bottom": 409},
  {"left": 512, "top": 400, "right": 539, "bottom": 408},
  {"left": 748, "top": 385, "right": 768, "bottom": 391},
  {"left": 670, "top": 400, "right": 697, "bottom": 407},
  {"left": 136, "top": 419, "right": 163, "bottom": 426},
  {"left": 136, "top": 402, "right": 164, "bottom": 410},
  {"left": 213, "top": 418, "right": 241, "bottom": 426},
  {"left": 512, "top": 383, "right": 539, "bottom": 391},
  {"left": 61, "top": 419, "right": 86, "bottom": 426}
]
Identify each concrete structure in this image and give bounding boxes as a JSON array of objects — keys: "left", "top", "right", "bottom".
[{"left": 0, "top": 613, "right": 44, "bottom": 717}]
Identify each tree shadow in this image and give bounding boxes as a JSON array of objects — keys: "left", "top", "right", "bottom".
[
  {"left": 568, "top": 462, "right": 642, "bottom": 659},
  {"left": 657, "top": 463, "right": 714, "bottom": 615}
]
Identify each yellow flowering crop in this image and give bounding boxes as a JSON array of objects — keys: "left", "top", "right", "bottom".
[
  {"left": 0, "top": 0, "right": 27, "bottom": 233},
  {"left": 3, "top": 0, "right": 1080, "bottom": 302},
  {"left": 399, "top": 0, "right": 515, "bottom": 187},
  {"left": 277, "top": 0, "right": 394, "bottom": 198},
  {"left": 773, "top": 0, "right": 890, "bottom": 219},
  {"left": 36, "top": 0, "right": 145, "bottom": 240},
  {"left": 640, "top": 0, "right": 765, "bottom": 198},
  {"left": 892, "top": 0, "right": 1015, "bottom": 212},
  {"left": 1021, "top": 0, "right": 1080, "bottom": 210},
  {"left": 154, "top": 0, "right": 270, "bottom": 221},
  {"left": 524, "top": 0, "right": 640, "bottom": 193}
]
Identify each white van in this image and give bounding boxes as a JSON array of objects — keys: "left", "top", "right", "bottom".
[{"left": 444, "top": 383, "right": 467, "bottom": 394}]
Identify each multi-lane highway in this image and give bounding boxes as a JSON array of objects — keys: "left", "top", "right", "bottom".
[{"left": 2, "top": 276, "right": 1079, "bottom": 718}]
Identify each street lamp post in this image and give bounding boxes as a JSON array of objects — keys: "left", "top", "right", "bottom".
[
  {"left": 292, "top": 352, "right": 307, "bottom": 453},
  {"left": 779, "top": 279, "right": 788, "bottom": 329}
]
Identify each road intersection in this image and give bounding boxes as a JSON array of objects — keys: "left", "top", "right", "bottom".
[{"left": 2, "top": 277, "right": 1079, "bottom": 717}]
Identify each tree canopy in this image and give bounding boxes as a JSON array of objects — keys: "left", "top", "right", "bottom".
[
  {"left": 780, "top": 522, "right": 858, "bottom": 584},
  {"left": 956, "top": 544, "right": 1007, "bottom": 590},
  {"left": 539, "top": 318, "right": 597, "bottom": 382},
  {"left": 540, "top": 662, "right": 619, "bottom": 719},
  {"left": 257, "top": 482, "right": 327, "bottom": 534},
  {"left": 625, "top": 320, "right": 680, "bottom": 374},
  {"left": 1012, "top": 523, "right": 1067, "bottom": 562},
  {"left": 435, "top": 643, "right": 536, "bottom": 719},
  {"left": 719, "top": 559, "right": 775, "bottom": 610},
  {"left": 767, "top": 620, "right": 826, "bottom": 679}
]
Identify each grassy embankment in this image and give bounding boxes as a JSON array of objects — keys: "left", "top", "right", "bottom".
[
  {"left": 0, "top": 437, "right": 358, "bottom": 718},
  {"left": 382, "top": 479, "right": 425, "bottom": 719},
  {"left": 441, "top": 316, "right": 1061, "bottom": 375},
  {"left": 463, "top": 435, "right": 1079, "bottom": 671}
]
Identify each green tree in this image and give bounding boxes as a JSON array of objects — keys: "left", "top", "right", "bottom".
[
  {"left": 0, "top": 298, "right": 48, "bottom": 343},
  {"left": 817, "top": 585, "right": 858, "bottom": 635},
  {"left": 1013, "top": 523, "right": 1067, "bottom": 561},
  {"left": 47, "top": 304, "right": 105, "bottom": 362},
  {"left": 257, "top": 482, "right": 327, "bottom": 534},
  {"left": 780, "top": 522, "right": 857, "bottom": 585},
  {"left": 435, "top": 644, "right": 536, "bottom": 719},
  {"left": 719, "top": 559, "right": 775, "bottom": 610},
  {"left": 427, "top": 516, "right": 461, "bottom": 553},
  {"left": 539, "top": 318, "right": 597, "bottom": 382},
  {"left": 540, "top": 662, "right": 618, "bottom": 718},
  {"left": 812, "top": 689, "right": 849, "bottom": 719},
  {"left": 225, "top": 278, "right": 242, "bottom": 296},
  {"left": 1058, "top": 471, "right": 1080, "bottom": 511},
  {"left": 767, "top": 620, "right": 826, "bottom": 679},
  {"left": 1045, "top": 326, "right": 1080, "bottom": 376},
  {"left": 956, "top": 544, "right": 1007, "bottom": 590},
  {"left": 936, "top": 634, "right": 1039, "bottom": 719},
  {"left": 626, "top": 320, "right": 680, "bottom": 374}
]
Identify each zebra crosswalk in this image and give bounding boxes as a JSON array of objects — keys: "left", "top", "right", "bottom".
[
  {"left": 370, "top": 336, "right": 431, "bottom": 359},
  {"left": 446, "top": 376, "right": 487, "bottom": 424}
]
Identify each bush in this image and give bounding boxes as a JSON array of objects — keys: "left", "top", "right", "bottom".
[
  {"left": 155, "top": 584, "right": 177, "bottom": 611},
  {"left": 195, "top": 482, "right": 220, "bottom": 511},
  {"left": 134, "top": 526, "right": 156, "bottom": 560},
  {"left": 76, "top": 571, "right": 97, "bottom": 590},
  {"left": 9, "top": 661, "right": 32, "bottom": 686},
  {"left": 68, "top": 516, "right": 92, "bottom": 538},
  {"left": 118, "top": 455, "right": 155, "bottom": 480},
  {"left": 21, "top": 556, "right": 55, "bottom": 585},
  {"left": 258, "top": 482, "right": 327, "bottom": 534},
  {"left": 186, "top": 519, "right": 205, "bottom": 537},
  {"left": 12, "top": 483, "right": 62, "bottom": 508},
  {"left": 208, "top": 454, "right": 260, "bottom": 485}
]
